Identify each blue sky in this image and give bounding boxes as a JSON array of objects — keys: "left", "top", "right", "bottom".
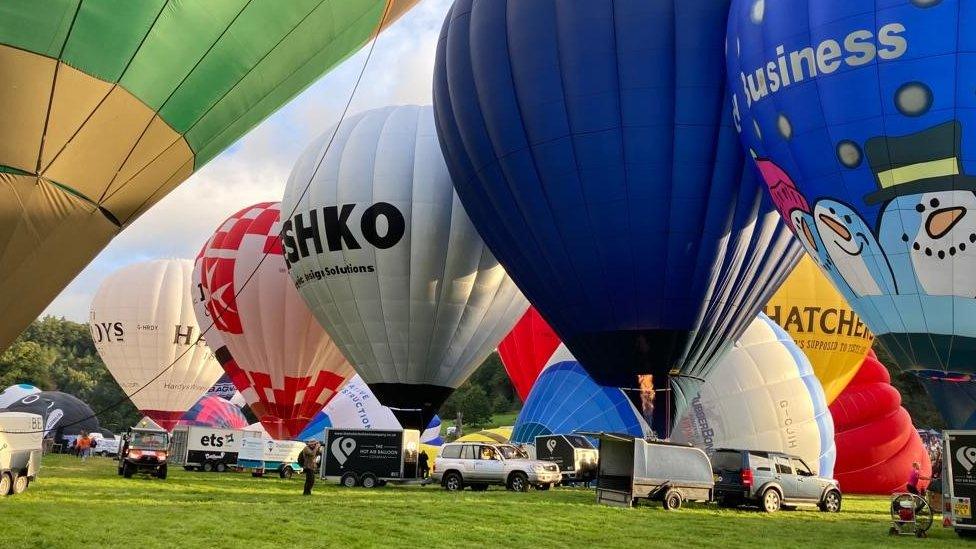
[{"left": 44, "top": 0, "right": 454, "bottom": 322}]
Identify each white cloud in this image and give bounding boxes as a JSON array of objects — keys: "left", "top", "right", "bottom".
[{"left": 43, "top": 0, "right": 454, "bottom": 322}]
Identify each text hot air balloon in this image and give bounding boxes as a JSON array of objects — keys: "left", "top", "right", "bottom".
[
  {"left": 90, "top": 259, "right": 223, "bottom": 430},
  {"left": 433, "top": 0, "right": 800, "bottom": 435},
  {"left": 728, "top": 0, "right": 976, "bottom": 378},
  {"left": 764, "top": 256, "right": 874, "bottom": 403},
  {"left": 673, "top": 314, "right": 836, "bottom": 477},
  {"left": 195, "top": 202, "right": 354, "bottom": 440},
  {"left": 498, "top": 306, "right": 561, "bottom": 402},
  {"left": 0, "top": 0, "right": 417, "bottom": 352},
  {"left": 281, "top": 105, "right": 529, "bottom": 429}
]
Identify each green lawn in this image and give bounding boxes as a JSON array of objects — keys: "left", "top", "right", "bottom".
[{"left": 0, "top": 455, "right": 961, "bottom": 548}]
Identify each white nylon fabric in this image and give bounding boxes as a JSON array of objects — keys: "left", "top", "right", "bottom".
[
  {"left": 89, "top": 259, "right": 223, "bottom": 417},
  {"left": 281, "top": 105, "right": 528, "bottom": 389},
  {"left": 672, "top": 314, "right": 836, "bottom": 476}
]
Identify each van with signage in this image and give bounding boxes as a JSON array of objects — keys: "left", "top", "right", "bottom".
[
  {"left": 320, "top": 428, "right": 422, "bottom": 488},
  {"left": 0, "top": 412, "right": 43, "bottom": 496},
  {"left": 237, "top": 429, "right": 304, "bottom": 479},
  {"left": 534, "top": 434, "right": 599, "bottom": 482},
  {"left": 943, "top": 431, "right": 976, "bottom": 537},
  {"left": 170, "top": 426, "right": 243, "bottom": 472}
]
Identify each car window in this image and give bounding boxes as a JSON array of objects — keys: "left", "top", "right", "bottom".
[
  {"left": 460, "top": 445, "right": 476, "bottom": 460},
  {"left": 774, "top": 457, "right": 792, "bottom": 475},
  {"left": 791, "top": 458, "right": 812, "bottom": 476},
  {"left": 479, "top": 446, "right": 498, "bottom": 460},
  {"left": 712, "top": 451, "right": 743, "bottom": 471},
  {"left": 749, "top": 453, "right": 771, "bottom": 472},
  {"left": 441, "top": 445, "right": 461, "bottom": 459}
]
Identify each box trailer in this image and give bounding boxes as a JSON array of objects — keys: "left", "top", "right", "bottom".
[
  {"left": 237, "top": 431, "right": 304, "bottom": 479},
  {"left": 0, "top": 412, "right": 43, "bottom": 496},
  {"left": 170, "top": 426, "right": 243, "bottom": 472},
  {"left": 943, "top": 430, "right": 976, "bottom": 537},
  {"left": 321, "top": 429, "right": 421, "bottom": 488},
  {"left": 534, "top": 434, "right": 599, "bottom": 483},
  {"left": 590, "top": 433, "right": 714, "bottom": 510}
]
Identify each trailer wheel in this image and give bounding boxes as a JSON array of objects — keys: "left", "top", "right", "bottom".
[
  {"left": 203, "top": 462, "right": 214, "bottom": 473},
  {"left": 12, "top": 474, "right": 28, "bottom": 494},
  {"left": 507, "top": 472, "right": 529, "bottom": 492},
  {"left": 0, "top": 472, "right": 12, "bottom": 496},
  {"left": 361, "top": 473, "right": 378, "bottom": 488},
  {"left": 340, "top": 471, "right": 359, "bottom": 488},
  {"left": 662, "top": 489, "right": 683, "bottom": 511},
  {"left": 279, "top": 466, "right": 294, "bottom": 480},
  {"left": 215, "top": 463, "right": 227, "bottom": 473}
]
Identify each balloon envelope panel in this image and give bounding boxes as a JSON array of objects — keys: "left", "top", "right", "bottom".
[
  {"left": 178, "top": 395, "right": 248, "bottom": 430},
  {"left": 434, "top": 0, "right": 801, "bottom": 435},
  {"left": 0, "top": 384, "right": 40, "bottom": 409},
  {"left": 0, "top": 0, "right": 418, "bottom": 352},
  {"left": 511, "top": 346, "right": 650, "bottom": 445},
  {"left": 673, "top": 314, "right": 836, "bottom": 477},
  {"left": 498, "top": 306, "right": 562, "bottom": 403},
  {"left": 2, "top": 391, "right": 100, "bottom": 439},
  {"left": 917, "top": 372, "right": 976, "bottom": 429},
  {"left": 195, "top": 202, "right": 354, "bottom": 440},
  {"left": 281, "top": 105, "right": 528, "bottom": 429},
  {"left": 90, "top": 259, "right": 223, "bottom": 430},
  {"left": 829, "top": 351, "right": 931, "bottom": 494},
  {"left": 763, "top": 256, "right": 874, "bottom": 403},
  {"left": 727, "top": 0, "right": 976, "bottom": 375}
]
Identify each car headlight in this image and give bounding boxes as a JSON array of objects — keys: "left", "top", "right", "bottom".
[
  {"left": 128, "top": 450, "right": 141, "bottom": 459},
  {"left": 533, "top": 465, "right": 547, "bottom": 473}
]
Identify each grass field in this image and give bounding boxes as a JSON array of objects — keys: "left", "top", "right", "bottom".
[{"left": 0, "top": 455, "right": 962, "bottom": 548}]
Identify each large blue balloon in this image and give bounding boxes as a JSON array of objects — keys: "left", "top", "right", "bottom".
[
  {"left": 917, "top": 372, "right": 976, "bottom": 429},
  {"left": 511, "top": 348, "right": 649, "bottom": 444},
  {"left": 727, "top": 0, "right": 976, "bottom": 376},
  {"left": 433, "top": 0, "right": 800, "bottom": 435}
]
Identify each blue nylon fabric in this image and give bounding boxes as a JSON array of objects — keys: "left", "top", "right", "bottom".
[
  {"left": 727, "top": 0, "right": 976, "bottom": 375},
  {"left": 917, "top": 374, "right": 976, "bottom": 429},
  {"left": 511, "top": 360, "right": 648, "bottom": 444},
  {"left": 434, "top": 0, "right": 800, "bottom": 434}
]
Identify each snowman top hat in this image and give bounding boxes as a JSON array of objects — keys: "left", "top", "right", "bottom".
[{"left": 863, "top": 121, "right": 976, "bottom": 205}]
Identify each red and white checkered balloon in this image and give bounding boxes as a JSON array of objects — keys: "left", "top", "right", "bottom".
[{"left": 193, "top": 202, "right": 353, "bottom": 439}]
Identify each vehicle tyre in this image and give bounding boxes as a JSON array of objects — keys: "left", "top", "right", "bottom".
[
  {"left": 340, "top": 471, "right": 359, "bottom": 488},
  {"left": 12, "top": 474, "right": 29, "bottom": 494},
  {"left": 279, "top": 466, "right": 294, "bottom": 480},
  {"left": 203, "top": 462, "right": 214, "bottom": 473},
  {"left": 443, "top": 471, "right": 463, "bottom": 491},
  {"left": 117, "top": 466, "right": 124, "bottom": 476},
  {"left": 361, "top": 473, "right": 378, "bottom": 489},
  {"left": 0, "top": 472, "right": 12, "bottom": 496},
  {"left": 818, "top": 490, "right": 841, "bottom": 513},
  {"left": 535, "top": 483, "right": 551, "bottom": 491},
  {"left": 662, "top": 489, "right": 683, "bottom": 511},
  {"left": 957, "top": 529, "right": 976, "bottom": 539},
  {"left": 761, "top": 488, "right": 782, "bottom": 513},
  {"left": 470, "top": 483, "right": 488, "bottom": 492},
  {"left": 157, "top": 465, "right": 167, "bottom": 480},
  {"left": 215, "top": 462, "right": 227, "bottom": 473},
  {"left": 507, "top": 472, "right": 529, "bottom": 493},
  {"left": 123, "top": 463, "right": 134, "bottom": 479}
]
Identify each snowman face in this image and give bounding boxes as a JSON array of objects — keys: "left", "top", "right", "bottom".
[
  {"left": 813, "top": 200, "right": 889, "bottom": 297},
  {"left": 889, "top": 191, "right": 976, "bottom": 297}
]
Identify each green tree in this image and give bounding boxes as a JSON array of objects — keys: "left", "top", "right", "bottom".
[{"left": 442, "top": 384, "right": 493, "bottom": 427}]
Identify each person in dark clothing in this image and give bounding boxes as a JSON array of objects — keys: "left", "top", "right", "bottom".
[
  {"left": 299, "top": 440, "right": 321, "bottom": 496},
  {"left": 418, "top": 450, "right": 430, "bottom": 479}
]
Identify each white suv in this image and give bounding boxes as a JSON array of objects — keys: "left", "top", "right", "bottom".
[{"left": 431, "top": 442, "right": 561, "bottom": 492}]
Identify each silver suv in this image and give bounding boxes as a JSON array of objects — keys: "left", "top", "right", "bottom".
[
  {"left": 712, "top": 448, "right": 842, "bottom": 513},
  {"left": 432, "top": 442, "right": 561, "bottom": 492}
]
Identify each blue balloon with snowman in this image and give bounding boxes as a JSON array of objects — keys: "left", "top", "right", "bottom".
[{"left": 728, "top": 0, "right": 976, "bottom": 374}]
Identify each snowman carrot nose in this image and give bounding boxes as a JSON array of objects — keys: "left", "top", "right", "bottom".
[
  {"left": 818, "top": 213, "right": 851, "bottom": 241},
  {"left": 926, "top": 207, "right": 965, "bottom": 240}
]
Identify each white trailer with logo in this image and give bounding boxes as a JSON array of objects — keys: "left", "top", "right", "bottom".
[
  {"left": 237, "top": 430, "right": 304, "bottom": 479},
  {"left": 943, "top": 431, "right": 976, "bottom": 537},
  {"left": 0, "top": 412, "right": 43, "bottom": 496},
  {"left": 170, "top": 426, "right": 243, "bottom": 472}
]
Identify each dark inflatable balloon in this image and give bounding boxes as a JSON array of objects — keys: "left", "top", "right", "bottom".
[
  {"left": 727, "top": 0, "right": 976, "bottom": 376},
  {"left": 178, "top": 395, "right": 248, "bottom": 430},
  {"left": 433, "top": 0, "right": 801, "bottom": 434},
  {"left": 1, "top": 391, "right": 100, "bottom": 440},
  {"left": 917, "top": 371, "right": 976, "bottom": 429},
  {"left": 511, "top": 347, "right": 649, "bottom": 445}
]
